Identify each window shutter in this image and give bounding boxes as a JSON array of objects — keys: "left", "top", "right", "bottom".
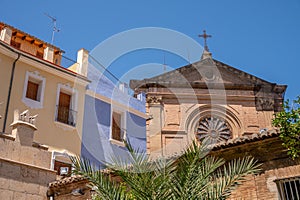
[
  {"left": 57, "top": 92, "right": 71, "bottom": 124},
  {"left": 26, "top": 81, "right": 39, "bottom": 101},
  {"left": 112, "top": 112, "right": 122, "bottom": 141}
]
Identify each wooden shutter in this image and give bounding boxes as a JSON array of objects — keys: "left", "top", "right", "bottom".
[
  {"left": 112, "top": 112, "right": 122, "bottom": 141},
  {"left": 26, "top": 81, "right": 39, "bottom": 101},
  {"left": 57, "top": 92, "right": 71, "bottom": 124}
]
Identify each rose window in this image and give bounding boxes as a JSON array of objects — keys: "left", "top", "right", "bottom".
[{"left": 196, "top": 117, "right": 231, "bottom": 142}]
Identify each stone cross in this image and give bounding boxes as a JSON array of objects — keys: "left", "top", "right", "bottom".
[{"left": 198, "top": 30, "right": 212, "bottom": 52}]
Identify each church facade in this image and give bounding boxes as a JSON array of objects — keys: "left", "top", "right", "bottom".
[
  {"left": 130, "top": 51, "right": 300, "bottom": 199},
  {"left": 130, "top": 51, "right": 286, "bottom": 158}
]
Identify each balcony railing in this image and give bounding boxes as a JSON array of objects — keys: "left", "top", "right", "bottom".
[{"left": 55, "top": 105, "right": 77, "bottom": 126}]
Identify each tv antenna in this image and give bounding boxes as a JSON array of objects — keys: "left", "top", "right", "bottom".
[
  {"left": 44, "top": 13, "right": 60, "bottom": 45},
  {"left": 163, "top": 53, "right": 167, "bottom": 73}
]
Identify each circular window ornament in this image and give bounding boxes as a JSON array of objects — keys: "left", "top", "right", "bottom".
[
  {"left": 196, "top": 117, "right": 231, "bottom": 142},
  {"left": 202, "top": 68, "right": 216, "bottom": 81}
]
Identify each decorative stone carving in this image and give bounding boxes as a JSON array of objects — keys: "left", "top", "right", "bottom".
[
  {"left": 203, "top": 69, "right": 215, "bottom": 81},
  {"left": 147, "top": 96, "right": 162, "bottom": 104},
  {"left": 196, "top": 117, "right": 231, "bottom": 142},
  {"left": 255, "top": 97, "right": 274, "bottom": 111},
  {"left": 198, "top": 66, "right": 222, "bottom": 83}
]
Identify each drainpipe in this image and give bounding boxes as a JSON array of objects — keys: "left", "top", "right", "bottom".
[{"left": 2, "top": 53, "right": 20, "bottom": 133}]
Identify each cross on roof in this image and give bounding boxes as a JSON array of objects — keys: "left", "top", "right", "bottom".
[{"left": 198, "top": 30, "right": 212, "bottom": 52}]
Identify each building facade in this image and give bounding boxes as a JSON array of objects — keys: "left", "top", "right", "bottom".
[
  {"left": 0, "top": 22, "right": 89, "bottom": 157},
  {"left": 0, "top": 22, "right": 147, "bottom": 199},
  {"left": 130, "top": 50, "right": 300, "bottom": 199},
  {"left": 130, "top": 51, "right": 286, "bottom": 158},
  {"left": 80, "top": 60, "right": 147, "bottom": 167}
]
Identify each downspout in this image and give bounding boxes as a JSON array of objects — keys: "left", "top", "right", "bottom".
[{"left": 2, "top": 53, "right": 20, "bottom": 133}]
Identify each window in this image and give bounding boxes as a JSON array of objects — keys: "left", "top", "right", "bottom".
[
  {"left": 57, "top": 92, "right": 71, "bottom": 124},
  {"left": 26, "top": 81, "right": 39, "bottom": 100},
  {"left": 110, "top": 108, "right": 126, "bottom": 144},
  {"left": 51, "top": 151, "right": 73, "bottom": 177},
  {"left": 55, "top": 84, "right": 78, "bottom": 127},
  {"left": 112, "top": 111, "right": 122, "bottom": 141},
  {"left": 276, "top": 176, "right": 300, "bottom": 200},
  {"left": 54, "top": 160, "right": 72, "bottom": 176},
  {"left": 22, "top": 71, "right": 46, "bottom": 109}
]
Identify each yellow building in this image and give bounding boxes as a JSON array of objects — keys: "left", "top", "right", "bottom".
[{"left": 0, "top": 22, "right": 89, "bottom": 155}]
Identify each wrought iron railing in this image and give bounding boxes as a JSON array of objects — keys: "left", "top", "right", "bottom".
[{"left": 55, "top": 105, "right": 77, "bottom": 126}]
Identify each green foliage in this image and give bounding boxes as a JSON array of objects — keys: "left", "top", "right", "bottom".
[
  {"left": 71, "top": 139, "right": 261, "bottom": 200},
  {"left": 272, "top": 96, "right": 300, "bottom": 159}
]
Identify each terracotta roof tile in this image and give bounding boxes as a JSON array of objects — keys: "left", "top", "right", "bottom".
[
  {"left": 212, "top": 129, "right": 280, "bottom": 150},
  {"left": 49, "top": 175, "right": 88, "bottom": 188}
]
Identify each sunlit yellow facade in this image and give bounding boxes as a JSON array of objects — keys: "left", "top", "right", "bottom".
[{"left": 0, "top": 22, "right": 89, "bottom": 155}]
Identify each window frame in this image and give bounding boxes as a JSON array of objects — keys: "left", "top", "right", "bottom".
[
  {"left": 109, "top": 106, "right": 127, "bottom": 146},
  {"left": 22, "top": 71, "right": 46, "bottom": 109},
  {"left": 51, "top": 151, "right": 73, "bottom": 177},
  {"left": 275, "top": 176, "right": 300, "bottom": 200},
  {"left": 55, "top": 83, "right": 78, "bottom": 127}
]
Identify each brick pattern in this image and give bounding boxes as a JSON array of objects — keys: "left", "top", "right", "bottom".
[{"left": 212, "top": 138, "right": 300, "bottom": 200}]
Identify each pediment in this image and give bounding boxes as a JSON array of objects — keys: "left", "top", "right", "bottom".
[{"left": 130, "top": 58, "right": 274, "bottom": 89}]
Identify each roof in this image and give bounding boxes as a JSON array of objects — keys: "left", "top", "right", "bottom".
[
  {"left": 0, "top": 33, "right": 90, "bottom": 83},
  {"left": 48, "top": 175, "right": 88, "bottom": 188},
  {"left": 212, "top": 129, "right": 280, "bottom": 150},
  {"left": 130, "top": 57, "right": 286, "bottom": 93},
  {"left": 0, "top": 22, "right": 64, "bottom": 53}
]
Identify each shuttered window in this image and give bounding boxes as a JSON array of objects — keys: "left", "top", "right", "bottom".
[
  {"left": 26, "top": 81, "right": 39, "bottom": 101},
  {"left": 112, "top": 112, "right": 122, "bottom": 141},
  {"left": 57, "top": 92, "right": 71, "bottom": 124},
  {"left": 22, "top": 71, "right": 45, "bottom": 109}
]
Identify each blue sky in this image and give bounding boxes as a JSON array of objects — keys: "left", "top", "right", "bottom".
[{"left": 1, "top": 0, "right": 300, "bottom": 100}]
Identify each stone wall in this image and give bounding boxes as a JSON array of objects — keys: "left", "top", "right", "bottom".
[
  {"left": 0, "top": 158, "right": 56, "bottom": 200},
  {"left": 0, "top": 110, "right": 56, "bottom": 200}
]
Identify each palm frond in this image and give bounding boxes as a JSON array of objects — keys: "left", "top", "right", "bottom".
[
  {"left": 71, "top": 139, "right": 261, "bottom": 200},
  {"left": 70, "top": 156, "right": 128, "bottom": 200}
]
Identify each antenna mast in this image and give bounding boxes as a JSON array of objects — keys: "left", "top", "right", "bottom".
[
  {"left": 44, "top": 13, "right": 60, "bottom": 45},
  {"left": 163, "top": 53, "right": 167, "bottom": 73}
]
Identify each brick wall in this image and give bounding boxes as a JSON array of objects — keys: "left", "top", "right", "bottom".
[{"left": 211, "top": 137, "right": 300, "bottom": 200}]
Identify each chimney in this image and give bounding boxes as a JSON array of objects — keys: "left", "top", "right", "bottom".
[
  {"left": 119, "top": 82, "right": 128, "bottom": 94},
  {"left": 0, "top": 26, "right": 12, "bottom": 44},
  {"left": 44, "top": 46, "right": 54, "bottom": 62},
  {"left": 137, "top": 92, "right": 146, "bottom": 102},
  {"left": 76, "top": 48, "right": 89, "bottom": 77},
  {"left": 10, "top": 109, "right": 38, "bottom": 146}
]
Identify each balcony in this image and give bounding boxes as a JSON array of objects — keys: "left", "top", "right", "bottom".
[{"left": 55, "top": 105, "right": 77, "bottom": 127}]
